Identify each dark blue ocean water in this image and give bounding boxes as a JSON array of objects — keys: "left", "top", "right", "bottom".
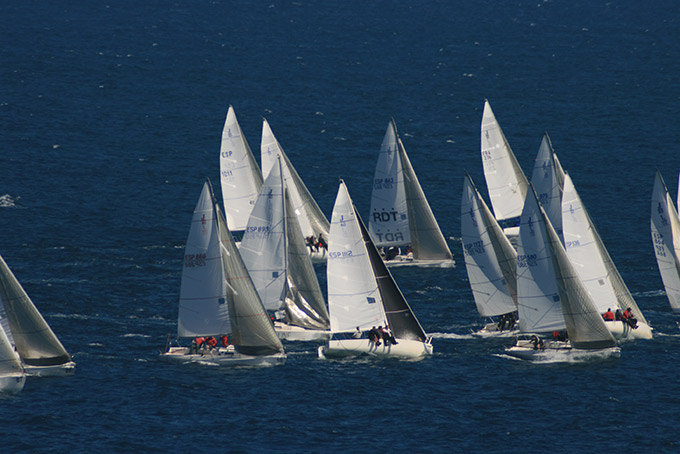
[{"left": 2, "top": 0, "right": 679, "bottom": 452}]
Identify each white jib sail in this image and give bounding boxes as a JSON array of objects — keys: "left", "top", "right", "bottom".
[
  {"left": 369, "top": 121, "right": 410, "bottom": 247},
  {"left": 530, "top": 133, "right": 563, "bottom": 240},
  {"left": 327, "top": 181, "right": 385, "bottom": 333},
  {"left": 219, "top": 106, "right": 263, "bottom": 231},
  {"left": 260, "top": 119, "right": 329, "bottom": 239},
  {"left": 651, "top": 171, "right": 680, "bottom": 313},
  {"left": 0, "top": 322, "right": 22, "bottom": 376},
  {"left": 516, "top": 186, "right": 566, "bottom": 333},
  {"left": 562, "top": 173, "right": 647, "bottom": 326},
  {"left": 239, "top": 158, "right": 287, "bottom": 312},
  {"left": 480, "top": 100, "right": 529, "bottom": 222},
  {"left": 461, "top": 174, "right": 517, "bottom": 317},
  {"left": 177, "top": 181, "right": 230, "bottom": 337}
]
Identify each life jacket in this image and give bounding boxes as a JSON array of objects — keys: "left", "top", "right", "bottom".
[{"left": 622, "top": 310, "right": 631, "bottom": 319}]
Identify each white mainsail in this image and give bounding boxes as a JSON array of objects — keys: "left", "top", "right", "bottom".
[
  {"left": 0, "top": 255, "right": 73, "bottom": 370},
  {"left": 219, "top": 106, "right": 263, "bottom": 231},
  {"left": 328, "top": 182, "right": 386, "bottom": 333},
  {"left": 651, "top": 171, "right": 680, "bottom": 313},
  {"left": 369, "top": 121, "right": 410, "bottom": 247},
  {"left": 0, "top": 320, "right": 24, "bottom": 393},
  {"left": 239, "top": 159, "right": 287, "bottom": 312},
  {"left": 369, "top": 120, "right": 452, "bottom": 261},
  {"left": 328, "top": 181, "right": 429, "bottom": 340},
  {"left": 461, "top": 173, "right": 518, "bottom": 317},
  {"left": 516, "top": 185, "right": 566, "bottom": 334},
  {"left": 530, "top": 132, "right": 563, "bottom": 240},
  {"left": 480, "top": 100, "right": 529, "bottom": 225},
  {"left": 240, "top": 158, "right": 329, "bottom": 330},
  {"left": 562, "top": 173, "right": 649, "bottom": 325},
  {"left": 520, "top": 186, "right": 616, "bottom": 349},
  {"left": 260, "top": 119, "right": 330, "bottom": 240},
  {"left": 177, "top": 182, "right": 230, "bottom": 337}
]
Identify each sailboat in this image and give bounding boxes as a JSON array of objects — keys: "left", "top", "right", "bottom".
[
  {"left": 368, "top": 119, "right": 454, "bottom": 267},
  {"left": 562, "top": 173, "right": 653, "bottom": 339},
  {"left": 505, "top": 185, "right": 620, "bottom": 361},
  {"left": 480, "top": 100, "right": 529, "bottom": 240},
  {"left": 162, "top": 180, "right": 286, "bottom": 366},
  {"left": 0, "top": 319, "right": 24, "bottom": 393},
  {"left": 318, "top": 180, "right": 433, "bottom": 359},
  {"left": 261, "top": 119, "right": 330, "bottom": 262},
  {"left": 461, "top": 173, "right": 519, "bottom": 337},
  {"left": 530, "top": 132, "right": 563, "bottom": 240},
  {"left": 651, "top": 171, "right": 680, "bottom": 313},
  {"left": 219, "top": 106, "right": 263, "bottom": 234},
  {"left": 239, "top": 157, "right": 330, "bottom": 341},
  {"left": 0, "top": 255, "right": 75, "bottom": 376}
]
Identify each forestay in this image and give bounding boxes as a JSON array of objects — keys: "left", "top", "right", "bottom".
[
  {"left": 0, "top": 255, "right": 72, "bottom": 367},
  {"left": 177, "top": 182, "right": 230, "bottom": 337},
  {"left": 219, "top": 106, "right": 263, "bottom": 231},
  {"left": 562, "top": 174, "right": 647, "bottom": 324},
  {"left": 260, "top": 119, "right": 330, "bottom": 239},
  {"left": 461, "top": 173, "right": 518, "bottom": 317},
  {"left": 480, "top": 100, "right": 529, "bottom": 223},
  {"left": 651, "top": 171, "right": 680, "bottom": 313}
]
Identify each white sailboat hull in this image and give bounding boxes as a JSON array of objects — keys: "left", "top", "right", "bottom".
[
  {"left": 505, "top": 339, "right": 620, "bottom": 362},
  {"left": 318, "top": 338, "right": 433, "bottom": 359},
  {"left": 25, "top": 361, "right": 76, "bottom": 377},
  {"left": 384, "top": 256, "right": 455, "bottom": 268},
  {"left": 604, "top": 321, "right": 653, "bottom": 340},
  {"left": 274, "top": 322, "right": 330, "bottom": 341},
  {"left": 161, "top": 347, "right": 286, "bottom": 367},
  {"left": 0, "top": 372, "right": 26, "bottom": 394},
  {"left": 472, "top": 322, "right": 519, "bottom": 338},
  {"left": 309, "top": 248, "right": 327, "bottom": 263}
]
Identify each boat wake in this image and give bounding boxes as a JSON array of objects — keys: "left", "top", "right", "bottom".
[{"left": 430, "top": 332, "right": 475, "bottom": 340}]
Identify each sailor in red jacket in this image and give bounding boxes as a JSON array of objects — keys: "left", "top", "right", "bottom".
[{"left": 602, "top": 308, "right": 615, "bottom": 321}]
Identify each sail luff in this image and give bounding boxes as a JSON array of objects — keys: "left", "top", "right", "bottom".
[{"left": 396, "top": 124, "right": 452, "bottom": 261}]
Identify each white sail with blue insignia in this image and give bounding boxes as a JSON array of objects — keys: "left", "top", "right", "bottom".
[
  {"left": 219, "top": 106, "right": 263, "bottom": 232},
  {"left": 651, "top": 171, "right": 680, "bottom": 313},
  {"left": 530, "top": 132, "right": 563, "bottom": 240},
  {"left": 461, "top": 173, "right": 518, "bottom": 317},
  {"left": 481, "top": 100, "right": 529, "bottom": 235}
]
